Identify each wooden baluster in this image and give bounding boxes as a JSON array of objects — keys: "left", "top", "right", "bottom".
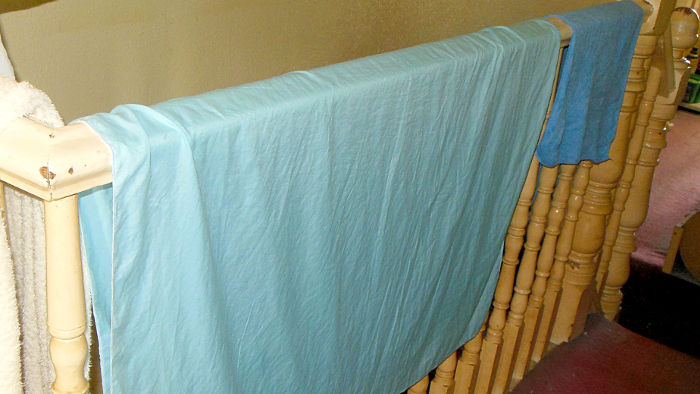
[
  {"left": 487, "top": 42, "right": 565, "bottom": 392},
  {"left": 429, "top": 352, "right": 457, "bottom": 394},
  {"left": 473, "top": 157, "right": 539, "bottom": 393},
  {"left": 454, "top": 323, "right": 486, "bottom": 394},
  {"left": 491, "top": 164, "right": 557, "bottom": 393},
  {"left": 45, "top": 195, "right": 88, "bottom": 394},
  {"left": 408, "top": 375, "right": 430, "bottom": 394},
  {"left": 531, "top": 162, "right": 590, "bottom": 358},
  {"left": 595, "top": 32, "right": 663, "bottom": 294},
  {"left": 550, "top": 129, "right": 628, "bottom": 342},
  {"left": 601, "top": 7, "right": 699, "bottom": 320},
  {"left": 534, "top": 0, "right": 668, "bottom": 355},
  {"left": 510, "top": 164, "right": 575, "bottom": 384},
  {"left": 549, "top": 14, "right": 662, "bottom": 343}
]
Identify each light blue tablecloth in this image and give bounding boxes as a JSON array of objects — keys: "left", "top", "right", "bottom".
[{"left": 78, "top": 19, "right": 559, "bottom": 393}]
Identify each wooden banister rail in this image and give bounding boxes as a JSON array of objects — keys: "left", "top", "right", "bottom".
[
  {"left": 0, "top": 118, "right": 111, "bottom": 201},
  {"left": 0, "top": 14, "right": 646, "bottom": 394},
  {"left": 414, "top": 2, "right": 674, "bottom": 393},
  {"left": 0, "top": 16, "right": 577, "bottom": 205}
]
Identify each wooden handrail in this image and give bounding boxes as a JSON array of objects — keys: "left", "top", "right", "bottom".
[
  {"left": 0, "top": 118, "right": 111, "bottom": 201},
  {"left": 0, "top": 20, "right": 576, "bottom": 203}
]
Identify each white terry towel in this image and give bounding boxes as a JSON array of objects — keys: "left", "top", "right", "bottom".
[
  {"left": 0, "top": 74, "right": 94, "bottom": 393},
  {"left": 0, "top": 75, "right": 62, "bottom": 393},
  {"left": 0, "top": 187, "right": 21, "bottom": 394},
  {"left": 0, "top": 76, "right": 93, "bottom": 392},
  {"left": 0, "top": 27, "right": 91, "bottom": 393},
  {"left": 0, "top": 28, "right": 22, "bottom": 394}
]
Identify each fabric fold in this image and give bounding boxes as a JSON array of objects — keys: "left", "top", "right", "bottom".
[
  {"left": 78, "top": 19, "right": 560, "bottom": 393},
  {"left": 537, "top": 0, "right": 644, "bottom": 167}
]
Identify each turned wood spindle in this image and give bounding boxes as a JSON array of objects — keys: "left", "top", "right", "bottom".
[
  {"left": 549, "top": 18, "right": 659, "bottom": 343},
  {"left": 487, "top": 42, "right": 565, "bottom": 392},
  {"left": 550, "top": 133, "right": 628, "bottom": 342},
  {"left": 45, "top": 195, "right": 88, "bottom": 394},
  {"left": 429, "top": 351, "right": 458, "bottom": 394},
  {"left": 510, "top": 164, "right": 575, "bottom": 384},
  {"left": 473, "top": 158, "right": 539, "bottom": 393},
  {"left": 600, "top": 7, "right": 699, "bottom": 320},
  {"left": 533, "top": 161, "right": 591, "bottom": 351},
  {"left": 595, "top": 31, "right": 666, "bottom": 293},
  {"left": 408, "top": 375, "right": 431, "bottom": 394},
  {"left": 454, "top": 323, "right": 486, "bottom": 394},
  {"left": 492, "top": 165, "right": 558, "bottom": 393}
]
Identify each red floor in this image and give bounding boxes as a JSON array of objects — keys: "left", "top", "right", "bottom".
[{"left": 512, "top": 314, "right": 700, "bottom": 394}]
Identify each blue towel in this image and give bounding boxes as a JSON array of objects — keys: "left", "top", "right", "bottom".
[
  {"left": 537, "top": 1, "right": 643, "bottom": 167},
  {"left": 77, "top": 20, "right": 559, "bottom": 393}
]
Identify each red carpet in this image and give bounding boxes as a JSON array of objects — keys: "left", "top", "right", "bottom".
[{"left": 512, "top": 314, "right": 700, "bottom": 394}]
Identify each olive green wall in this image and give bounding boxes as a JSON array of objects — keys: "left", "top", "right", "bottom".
[{"left": 0, "top": 0, "right": 606, "bottom": 121}]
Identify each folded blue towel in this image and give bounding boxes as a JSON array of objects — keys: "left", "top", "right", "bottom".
[
  {"left": 537, "top": 1, "right": 644, "bottom": 167},
  {"left": 78, "top": 20, "right": 559, "bottom": 393}
]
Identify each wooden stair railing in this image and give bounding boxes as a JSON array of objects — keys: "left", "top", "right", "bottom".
[
  {"left": 548, "top": 7, "right": 667, "bottom": 346},
  {"left": 408, "top": 1, "right": 687, "bottom": 392},
  {"left": 510, "top": 163, "right": 575, "bottom": 383},
  {"left": 600, "top": 6, "right": 699, "bottom": 320}
]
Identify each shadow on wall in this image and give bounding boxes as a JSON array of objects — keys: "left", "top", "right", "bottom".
[{"left": 0, "top": 1, "right": 54, "bottom": 14}]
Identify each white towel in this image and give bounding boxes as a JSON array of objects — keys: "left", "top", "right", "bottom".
[
  {"left": 0, "top": 198, "right": 21, "bottom": 394},
  {"left": 0, "top": 76, "right": 91, "bottom": 393},
  {"left": 0, "top": 29, "right": 22, "bottom": 394},
  {"left": 0, "top": 75, "right": 62, "bottom": 393}
]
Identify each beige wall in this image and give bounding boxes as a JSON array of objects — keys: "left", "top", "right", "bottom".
[{"left": 0, "top": 0, "right": 606, "bottom": 121}]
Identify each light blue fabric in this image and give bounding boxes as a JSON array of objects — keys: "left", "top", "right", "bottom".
[
  {"left": 536, "top": 1, "right": 643, "bottom": 167},
  {"left": 77, "top": 19, "right": 559, "bottom": 393}
]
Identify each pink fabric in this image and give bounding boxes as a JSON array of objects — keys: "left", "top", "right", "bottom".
[{"left": 632, "top": 109, "right": 700, "bottom": 267}]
